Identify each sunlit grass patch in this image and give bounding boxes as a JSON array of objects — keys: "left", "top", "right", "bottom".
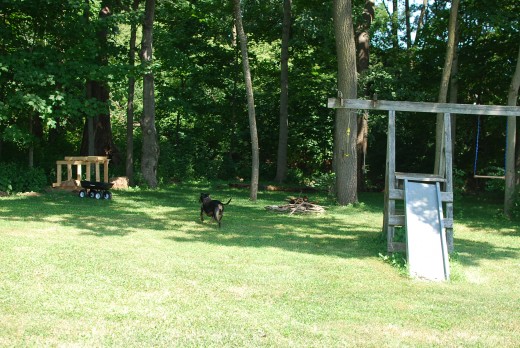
[{"left": 1, "top": 184, "right": 519, "bottom": 346}]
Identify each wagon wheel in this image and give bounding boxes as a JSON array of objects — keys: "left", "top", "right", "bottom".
[
  {"left": 103, "top": 191, "right": 112, "bottom": 200},
  {"left": 78, "top": 189, "right": 87, "bottom": 198},
  {"left": 89, "top": 190, "right": 96, "bottom": 198},
  {"left": 95, "top": 191, "right": 102, "bottom": 200}
]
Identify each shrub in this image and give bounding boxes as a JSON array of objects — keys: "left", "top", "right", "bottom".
[{"left": 0, "top": 163, "right": 47, "bottom": 193}]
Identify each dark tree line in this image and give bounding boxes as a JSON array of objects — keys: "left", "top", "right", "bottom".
[{"left": 1, "top": 0, "right": 519, "bottom": 202}]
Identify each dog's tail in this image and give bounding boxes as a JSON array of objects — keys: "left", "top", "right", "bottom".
[{"left": 223, "top": 198, "right": 232, "bottom": 205}]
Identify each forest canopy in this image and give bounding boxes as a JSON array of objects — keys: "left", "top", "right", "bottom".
[{"left": 0, "top": 0, "right": 519, "bottom": 193}]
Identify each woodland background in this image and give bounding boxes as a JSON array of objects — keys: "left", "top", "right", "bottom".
[{"left": 1, "top": 0, "right": 519, "bottom": 196}]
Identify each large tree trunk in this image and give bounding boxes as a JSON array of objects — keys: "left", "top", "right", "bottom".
[
  {"left": 504, "top": 43, "right": 520, "bottom": 217},
  {"left": 333, "top": 0, "right": 358, "bottom": 205},
  {"left": 274, "top": 0, "right": 292, "bottom": 184},
  {"left": 80, "top": 5, "right": 120, "bottom": 164},
  {"left": 140, "top": 0, "right": 159, "bottom": 188},
  {"left": 126, "top": 0, "right": 140, "bottom": 187},
  {"left": 434, "top": 0, "right": 459, "bottom": 175},
  {"left": 233, "top": 0, "right": 260, "bottom": 201},
  {"left": 356, "top": 0, "right": 374, "bottom": 191}
]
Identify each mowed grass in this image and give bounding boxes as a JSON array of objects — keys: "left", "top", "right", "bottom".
[{"left": 0, "top": 183, "right": 519, "bottom": 347}]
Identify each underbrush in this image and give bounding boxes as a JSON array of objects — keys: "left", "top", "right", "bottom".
[{"left": 0, "top": 162, "right": 47, "bottom": 194}]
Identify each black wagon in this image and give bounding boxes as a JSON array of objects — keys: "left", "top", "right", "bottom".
[{"left": 79, "top": 180, "right": 113, "bottom": 200}]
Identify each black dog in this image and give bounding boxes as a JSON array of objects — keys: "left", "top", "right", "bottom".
[{"left": 199, "top": 193, "right": 232, "bottom": 228}]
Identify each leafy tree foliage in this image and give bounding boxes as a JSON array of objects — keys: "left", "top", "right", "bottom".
[{"left": 1, "top": 0, "right": 519, "bottom": 193}]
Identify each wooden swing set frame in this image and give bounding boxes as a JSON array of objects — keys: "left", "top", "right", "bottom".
[{"left": 328, "top": 97, "right": 520, "bottom": 253}]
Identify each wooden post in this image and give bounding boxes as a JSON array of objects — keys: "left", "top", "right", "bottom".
[
  {"left": 76, "top": 163, "right": 82, "bottom": 181},
  {"left": 67, "top": 163, "right": 72, "bottom": 181},
  {"left": 505, "top": 116, "right": 516, "bottom": 217},
  {"left": 103, "top": 159, "right": 109, "bottom": 182},
  {"left": 86, "top": 164, "right": 91, "bottom": 182},
  {"left": 95, "top": 163, "right": 101, "bottom": 182},
  {"left": 443, "top": 112, "right": 454, "bottom": 252},
  {"left": 56, "top": 163, "right": 62, "bottom": 186},
  {"left": 384, "top": 110, "right": 396, "bottom": 252}
]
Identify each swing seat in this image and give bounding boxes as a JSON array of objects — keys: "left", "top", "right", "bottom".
[{"left": 473, "top": 174, "right": 505, "bottom": 180}]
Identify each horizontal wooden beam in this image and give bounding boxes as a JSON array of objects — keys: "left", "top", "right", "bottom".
[
  {"left": 388, "top": 242, "right": 406, "bottom": 253},
  {"left": 388, "top": 215, "right": 453, "bottom": 228},
  {"left": 327, "top": 98, "right": 520, "bottom": 116},
  {"left": 389, "top": 189, "right": 453, "bottom": 203}
]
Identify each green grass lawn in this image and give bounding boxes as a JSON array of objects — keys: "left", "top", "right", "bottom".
[{"left": 1, "top": 183, "right": 519, "bottom": 347}]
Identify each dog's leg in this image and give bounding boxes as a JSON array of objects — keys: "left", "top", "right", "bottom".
[
  {"left": 214, "top": 205, "right": 223, "bottom": 228},
  {"left": 200, "top": 207, "right": 204, "bottom": 222}
]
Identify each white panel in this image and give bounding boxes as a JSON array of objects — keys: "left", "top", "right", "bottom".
[{"left": 405, "top": 180, "right": 449, "bottom": 281}]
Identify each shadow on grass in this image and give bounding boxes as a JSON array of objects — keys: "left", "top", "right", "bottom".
[
  {"left": 454, "top": 238, "right": 519, "bottom": 267},
  {"left": 0, "top": 186, "right": 385, "bottom": 260},
  {"left": 451, "top": 193, "right": 520, "bottom": 266},
  {"left": 1, "top": 186, "right": 518, "bottom": 264},
  {"left": 168, "top": 214, "right": 383, "bottom": 260},
  {"left": 0, "top": 188, "right": 197, "bottom": 237}
]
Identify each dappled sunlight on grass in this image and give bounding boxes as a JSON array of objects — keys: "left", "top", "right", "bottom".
[{"left": 1, "top": 185, "right": 520, "bottom": 346}]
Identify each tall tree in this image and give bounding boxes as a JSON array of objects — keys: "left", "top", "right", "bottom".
[
  {"left": 140, "top": 0, "right": 159, "bottom": 188},
  {"left": 233, "top": 0, "right": 260, "bottom": 201},
  {"left": 126, "top": 0, "right": 140, "bottom": 186},
  {"left": 413, "top": 0, "right": 428, "bottom": 46},
  {"left": 274, "top": 0, "right": 292, "bottom": 184},
  {"left": 356, "top": 0, "right": 375, "bottom": 191},
  {"left": 504, "top": 43, "right": 520, "bottom": 217},
  {"left": 404, "top": 0, "right": 411, "bottom": 48},
  {"left": 80, "top": 5, "right": 120, "bottom": 164},
  {"left": 448, "top": 21, "right": 459, "bottom": 159},
  {"left": 333, "top": 0, "right": 358, "bottom": 205},
  {"left": 434, "top": 0, "right": 459, "bottom": 175},
  {"left": 391, "top": 0, "right": 399, "bottom": 49}
]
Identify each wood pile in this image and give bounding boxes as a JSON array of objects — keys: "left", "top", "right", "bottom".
[{"left": 265, "top": 196, "right": 326, "bottom": 215}]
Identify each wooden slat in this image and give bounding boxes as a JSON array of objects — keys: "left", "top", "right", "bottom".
[
  {"left": 388, "top": 215, "right": 405, "bottom": 226},
  {"left": 395, "top": 172, "right": 446, "bottom": 182},
  {"left": 389, "top": 189, "right": 453, "bottom": 202},
  {"left": 387, "top": 215, "right": 452, "bottom": 228},
  {"left": 443, "top": 218, "right": 453, "bottom": 229},
  {"left": 328, "top": 98, "right": 520, "bottom": 116},
  {"left": 65, "top": 156, "right": 108, "bottom": 162},
  {"left": 388, "top": 242, "right": 406, "bottom": 253},
  {"left": 56, "top": 160, "right": 91, "bottom": 165}
]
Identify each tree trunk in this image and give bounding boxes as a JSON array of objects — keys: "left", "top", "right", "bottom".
[
  {"left": 391, "top": 0, "right": 399, "bottom": 50},
  {"left": 404, "top": 0, "right": 411, "bottom": 49},
  {"left": 274, "top": 0, "right": 292, "bottom": 184},
  {"left": 413, "top": 0, "right": 428, "bottom": 46},
  {"left": 504, "top": 43, "right": 520, "bottom": 217},
  {"left": 449, "top": 21, "right": 459, "bottom": 159},
  {"left": 140, "top": 0, "right": 159, "bottom": 188},
  {"left": 233, "top": 0, "right": 260, "bottom": 201},
  {"left": 356, "top": 0, "right": 374, "bottom": 191},
  {"left": 126, "top": 0, "right": 140, "bottom": 187},
  {"left": 80, "top": 6, "right": 120, "bottom": 164},
  {"left": 28, "top": 114, "right": 33, "bottom": 167},
  {"left": 434, "top": 0, "right": 459, "bottom": 175},
  {"left": 333, "top": 0, "right": 358, "bottom": 205}
]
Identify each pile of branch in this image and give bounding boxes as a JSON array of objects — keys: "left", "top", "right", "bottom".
[{"left": 265, "top": 196, "right": 326, "bottom": 215}]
